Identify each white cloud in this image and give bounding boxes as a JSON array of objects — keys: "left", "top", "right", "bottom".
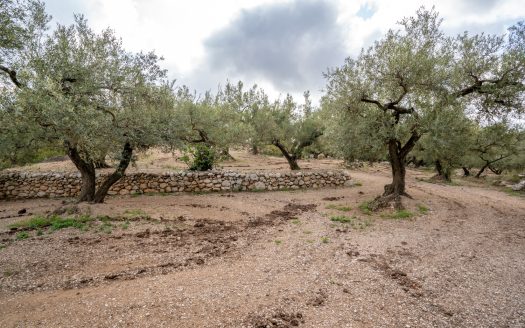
[{"left": 43, "top": 0, "right": 525, "bottom": 103}]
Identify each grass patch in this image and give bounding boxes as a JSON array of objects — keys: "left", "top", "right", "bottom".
[
  {"left": 16, "top": 231, "right": 29, "bottom": 240},
  {"left": 330, "top": 215, "right": 372, "bottom": 229},
  {"left": 354, "top": 182, "right": 363, "bottom": 186},
  {"left": 417, "top": 204, "right": 429, "bottom": 214},
  {"left": 290, "top": 218, "right": 301, "bottom": 225},
  {"left": 123, "top": 209, "right": 150, "bottom": 219},
  {"left": 330, "top": 215, "right": 355, "bottom": 223},
  {"left": 358, "top": 201, "right": 373, "bottom": 215},
  {"left": 9, "top": 215, "right": 95, "bottom": 231},
  {"left": 321, "top": 236, "right": 330, "bottom": 244},
  {"left": 504, "top": 188, "right": 524, "bottom": 197},
  {"left": 121, "top": 220, "right": 130, "bottom": 229},
  {"left": 99, "top": 221, "right": 113, "bottom": 234},
  {"left": 325, "top": 204, "right": 352, "bottom": 212},
  {"left": 274, "top": 240, "right": 282, "bottom": 245}
]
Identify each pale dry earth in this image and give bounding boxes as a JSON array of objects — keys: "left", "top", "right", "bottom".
[{"left": 0, "top": 160, "right": 524, "bottom": 328}]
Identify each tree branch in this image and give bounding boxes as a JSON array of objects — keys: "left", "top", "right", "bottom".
[{"left": 0, "top": 65, "right": 23, "bottom": 88}]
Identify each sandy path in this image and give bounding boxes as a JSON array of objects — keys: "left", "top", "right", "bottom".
[{"left": 0, "top": 168, "right": 524, "bottom": 327}]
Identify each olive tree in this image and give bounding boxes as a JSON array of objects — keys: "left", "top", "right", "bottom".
[
  {"left": 253, "top": 93, "right": 324, "bottom": 170},
  {"left": 323, "top": 8, "right": 524, "bottom": 209},
  {"left": 1, "top": 7, "right": 174, "bottom": 203}
]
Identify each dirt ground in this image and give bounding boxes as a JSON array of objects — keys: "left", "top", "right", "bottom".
[
  {"left": 3, "top": 149, "right": 345, "bottom": 173},
  {"left": 1, "top": 160, "right": 524, "bottom": 327}
]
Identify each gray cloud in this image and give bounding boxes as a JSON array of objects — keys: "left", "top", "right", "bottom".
[{"left": 202, "top": 0, "right": 347, "bottom": 92}]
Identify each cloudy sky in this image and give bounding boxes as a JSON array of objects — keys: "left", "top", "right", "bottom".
[{"left": 43, "top": 0, "right": 525, "bottom": 103}]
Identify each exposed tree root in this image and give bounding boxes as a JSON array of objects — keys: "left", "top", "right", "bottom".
[{"left": 369, "top": 183, "right": 412, "bottom": 211}]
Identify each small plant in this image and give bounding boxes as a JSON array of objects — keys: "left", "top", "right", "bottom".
[
  {"left": 9, "top": 215, "right": 95, "bottom": 231},
  {"left": 303, "top": 230, "right": 312, "bottom": 234},
  {"left": 16, "top": 231, "right": 29, "bottom": 240},
  {"left": 36, "top": 229, "right": 43, "bottom": 236},
  {"left": 358, "top": 201, "right": 372, "bottom": 215},
  {"left": 181, "top": 144, "right": 216, "bottom": 171},
  {"left": 326, "top": 204, "right": 352, "bottom": 212},
  {"left": 291, "top": 218, "right": 301, "bottom": 225},
  {"left": 354, "top": 182, "right": 363, "bottom": 186},
  {"left": 417, "top": 204, "right": 429, "bottom": 214},
  {"left": 0, "top": 244, "right": 6, "bottom": 250},
  {"left": 121, "top": 220, "right": 130, "bottom": 229},
  {"left": 321, "top": 236, "right": 330, "bottom": 243},
  {"left": 123, "top": 209, "right": 149, "bottom": 219},
  {"left": 352, "top": 218, "right": 372, "bottom": 229},
  {"left": 330, "top": 215, "right": 355, "bottom": 223},
  {"left": 274, "top": 240, "right": 282, "bottom": 245},
  {"left": 99, "top": 221, "right": 113, "bottom": 234}
]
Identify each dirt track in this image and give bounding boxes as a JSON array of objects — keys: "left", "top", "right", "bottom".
[{"left": 0, "top": 166, "right": 524, "bottom": 327}]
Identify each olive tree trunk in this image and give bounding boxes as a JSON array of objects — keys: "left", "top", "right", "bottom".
[
  {"left": 93, "top": 142, "right": 133, "bottom": 203},
  {"left": 272, "top": 139, "right": 300, "bottom": 170},
  {"left": 66, "top": 142, "right": 96, "bottom": 202},
  {"left": 370, "top": 134, "right": 420, "bottom": 210}
]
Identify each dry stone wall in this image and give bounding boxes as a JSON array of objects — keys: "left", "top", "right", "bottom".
[{"left": 0, "top": 170, "right": 353, "bottom": 200}]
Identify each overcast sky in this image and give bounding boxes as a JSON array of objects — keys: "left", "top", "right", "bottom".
[{"left": 43, "top": 0, "right": 525, "bottom": 103}]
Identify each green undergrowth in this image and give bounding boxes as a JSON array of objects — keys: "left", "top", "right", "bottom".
[
  {"left": 417, "top": 204, "right": 429, "bottom": 214},
  {"left": 330, "top": 215, "right": 372, "bottom": 229},
  {"left": 325, "top": 204, "right": 352, "bottom": 212},
  {"left": 7, "top": 213, "right": 134, "bottom": 242},
  {"left": 358, "top": 201, "right": 373, "bottom": 215},
  {"left": 9, "top": 215, "right": 95, "bottom": 231}
]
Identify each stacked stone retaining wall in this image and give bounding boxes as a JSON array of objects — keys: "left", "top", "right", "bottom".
[{"left": 0, "top": 170, "right": 352, "bottom": 200}]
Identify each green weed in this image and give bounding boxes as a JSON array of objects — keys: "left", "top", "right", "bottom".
[
  {"left": 325, "top": 204, "right": 352, "bottom": 212},
  {"left": 274, "top": 240, "right": 282, "bottom": 245},
  {"left": 417, "top": 204, "right": 429, "bottom": 214},
  {"left": 321, "top": 236, "right": 330, "bottom": 244},
  {"left": 330, "top": 215, "right": 355, "bottom": 223},
  {"left": 358, "top": 201, "right": 372, "bottom": 215},
  {"left": 16, "top": 231, "right": 29, "bottom": 240}
]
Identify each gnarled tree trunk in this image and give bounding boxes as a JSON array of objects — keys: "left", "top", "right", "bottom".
[
  {"left": 66, "top": 142, "right": 96, "bottom": 202},
  {"left": 370, "top": 133, "right": 420, "bottom": 210},
  {"left": 462, "top": 167, "right": 470, "bottom": 176},
  {"left": 434, "top": 159, "right": 451, "bottom": 181},
  {"left": 272, "top": 139, "right": 300, "bottom": 170},
  {"left": 93, "top": 142, "right": 133, "bottom": 203}
]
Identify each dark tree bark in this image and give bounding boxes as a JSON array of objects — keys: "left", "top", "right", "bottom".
[
  {"left": 66, "top": 142, "right": 96, "bottom": 202},
  {"left": 250, "top": 144, "right": 259, "bottom": 155},
  {"left": 475, "top": 163, "right": 489, "bottom": 178},
  {"left": 370, "top": 133, "right": 420, "bottom": 210},
  {"left": 462, "top": 167, "right": 470, "bottom": 176},
  {"left": 93, "top": 142, "right": 133, "bottom": 203},
  {"left": 272, "top": 139, "right": 300, "bottom": 170},
  {"left": 434, "top": 160, "right": 451, "bottom": 181}
]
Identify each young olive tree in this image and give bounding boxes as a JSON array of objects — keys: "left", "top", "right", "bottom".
[
  {"left": 254, "top": 93, "right": 324, "bottom": 170},
  {"left": 465, "top": 123, "right": 524, "bottom": 178},
  {"left": 323, "top": 8, "right": 524, "bottom": 209},
  {"left": 1, "top": 7, "right": 174, "bottom": 203}
]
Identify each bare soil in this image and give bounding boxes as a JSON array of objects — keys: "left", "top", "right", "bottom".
[{"left": 1, "top": 161, "right": 524, "bottom": 327}]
